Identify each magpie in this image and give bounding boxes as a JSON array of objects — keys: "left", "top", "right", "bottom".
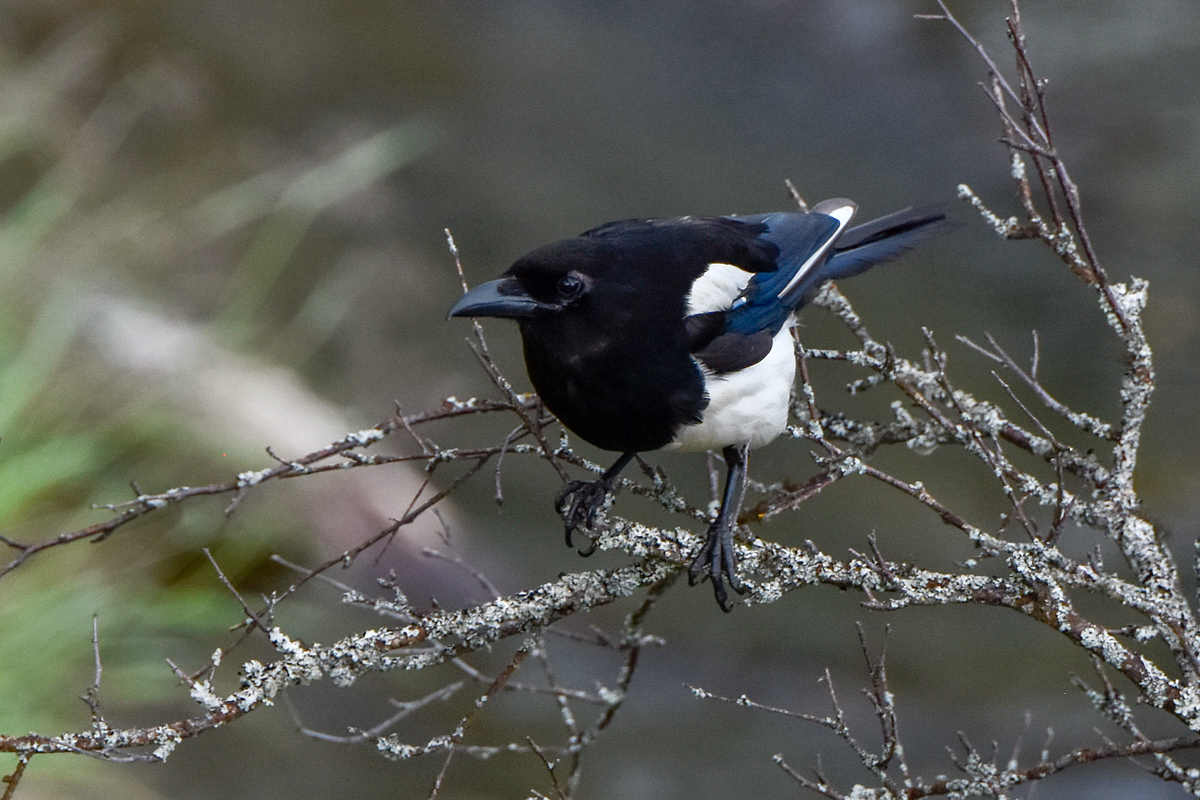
[{"left": 449, "top": 199, "right": 945, "bottom": 611}]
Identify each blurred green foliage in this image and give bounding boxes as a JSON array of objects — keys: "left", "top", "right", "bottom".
[
  {"left": 0, "top": 10, "right": 433, "bottom": 758},
  {"left": 0, "top": 2, "right": 1196, "bottom": 798}
]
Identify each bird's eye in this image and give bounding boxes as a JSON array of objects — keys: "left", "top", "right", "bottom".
[{"left": 557, "top": 273, "right": 585, "bottom": 300}]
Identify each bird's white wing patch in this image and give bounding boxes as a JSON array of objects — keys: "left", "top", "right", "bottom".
[{"left": 685, "top": 262, "right": 753, "bottom": 316}]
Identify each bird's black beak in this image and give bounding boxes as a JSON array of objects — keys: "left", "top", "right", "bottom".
[{"left": 447, "top": 277, "right": 541, "bottom": 320}]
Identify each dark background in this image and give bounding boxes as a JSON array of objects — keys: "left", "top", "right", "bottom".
[{"left": 1, "top": 1, "right": 1197, "bottom": 797}]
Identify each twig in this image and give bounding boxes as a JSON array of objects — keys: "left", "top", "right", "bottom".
[{"left": 204, "top": 548, "right": 272, "bottom": 636}]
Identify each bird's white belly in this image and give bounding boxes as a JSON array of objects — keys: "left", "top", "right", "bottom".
[{"left": 668, "top": 323, "right": 796, "bottom": 452}]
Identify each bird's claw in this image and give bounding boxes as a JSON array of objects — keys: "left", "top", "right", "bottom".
[
  {"left": 555, "top": 479, "right": 611, "bottom": 555},
  {"left": 688, "top": 522, "right": 748, "bottom": 612}
]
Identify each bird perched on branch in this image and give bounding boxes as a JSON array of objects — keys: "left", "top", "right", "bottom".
[{"left": 449, "top": 198, "right": 944, "bottom": 610}]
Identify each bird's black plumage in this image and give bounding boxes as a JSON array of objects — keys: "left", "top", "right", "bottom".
[{"left": 449, "top": 199, "right": 945, "bottom": 610}]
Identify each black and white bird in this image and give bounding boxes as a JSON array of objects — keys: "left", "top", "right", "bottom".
[{"left": 449, "top": 199, "right": 944, "bottom": 610}]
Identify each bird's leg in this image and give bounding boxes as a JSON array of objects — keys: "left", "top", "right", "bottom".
[
  {"left": 688, "top": 443, "right": 750, "bottom": 612},
  {"left": 555, "top": 451, "right": 636, "bottom": 555}
]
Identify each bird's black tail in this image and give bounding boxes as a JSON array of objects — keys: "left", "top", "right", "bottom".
[{"left": 820, "top": 205, "right": 948, "bottom": 283}]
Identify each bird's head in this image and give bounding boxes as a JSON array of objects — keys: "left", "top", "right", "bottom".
[{"left": 447, "top": 240, "right": 606, "bottom": 322}]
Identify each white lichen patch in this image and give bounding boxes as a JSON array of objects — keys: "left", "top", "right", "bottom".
[
  {"left": 344, "top": 427, "right": 385, "bottom": 447},
  {"left": 151, "top": 731, "right": 183, "bottom": 761},
  {"left": 236, "top": 468, "right": 271, "bottom": 488},
  {"left": 188, "top": 680, "right": 226, "bottom": 712}
]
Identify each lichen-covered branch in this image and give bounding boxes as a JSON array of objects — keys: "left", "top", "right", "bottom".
[{"left": 2, "top": 2, "right": 1196, "bottom": 798}]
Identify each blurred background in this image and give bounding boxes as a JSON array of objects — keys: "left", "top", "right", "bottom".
[{"left": 1, "top": 0, "right": 1198, "bottom": 797}]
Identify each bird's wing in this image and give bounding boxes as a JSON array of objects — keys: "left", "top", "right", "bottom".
[
  {"left": 721, "top": 199, "right": 857, "bottom": 337},
  {"left": 674, "top": 201, "right": 852, "bottom": 374},
  {"left": 687, "top": 319, "right": 776, "bottom": 374}
]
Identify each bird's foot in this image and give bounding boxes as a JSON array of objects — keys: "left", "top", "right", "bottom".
[
  {"left": 687, "top": 521, "right": 749, "bottom": 612},
  {"left": 555, "top": 479, "right": 613, "bottom": 555}
]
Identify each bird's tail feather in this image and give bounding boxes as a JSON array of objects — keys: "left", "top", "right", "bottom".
[
  {"left": 821, "top": 205, "right": 948, "bottom": 283},
  {"left": 725, "top": 202, "right": 946, "bottom": 336}
]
